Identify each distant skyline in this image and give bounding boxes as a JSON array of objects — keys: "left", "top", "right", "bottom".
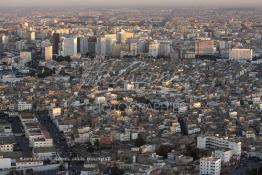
[{"left": 1, "top": 0, "right": 262, "bottom": 7}]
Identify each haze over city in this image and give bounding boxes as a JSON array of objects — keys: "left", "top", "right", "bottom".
[
  {"left": 0, "top": 0, "right": 261, "bottom": 175},
  {"left": 1, "top": 0, "right": 262, "bottom": 7}
]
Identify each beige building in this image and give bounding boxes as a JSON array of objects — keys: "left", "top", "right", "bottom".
[
  {"left": 229, "top": 48, "right": 253, "bottom": 60},
  {"left": 195, "top": 38, "right": 215, "bottom": 56},
  {"left": 45, "top": 45, "right": 53, "bottom": 61}
]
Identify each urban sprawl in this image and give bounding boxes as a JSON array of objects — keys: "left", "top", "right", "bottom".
[{"left": 0, "top": 7, "right": 261, "bottom": 175}]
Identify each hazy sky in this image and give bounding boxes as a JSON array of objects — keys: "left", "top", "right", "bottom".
[{"left": 1, "top": 0, "right": 262, "bottom": 7}]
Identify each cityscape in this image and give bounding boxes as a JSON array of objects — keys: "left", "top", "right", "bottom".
[{"left": 0, "top": 1, "right": 261, "bottom": 175}]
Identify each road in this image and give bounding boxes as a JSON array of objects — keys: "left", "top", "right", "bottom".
[{"left": 36, "top": 111, "right": 71, "bottom": 158}]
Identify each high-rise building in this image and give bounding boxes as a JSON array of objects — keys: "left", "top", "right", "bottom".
[
  {"left": 130, "top": 43, "right": 138, "bottom": 56},
  {"left": 30, "top": 32, "right": 35, "bottom": 41},
  {"left": 80, "top": 37, "right": 89, "bottom": 55},
  {"left": 229, "top": 48, "right": 253, "bottom": 61},
  {"left": 200, "top": 156, "right": 221, "bottom": 175},
  {"left": 195, "top": 38, "right": 215, "bottom": 56},
  {"left": 0, "top": 42, "right": 3, "bottom": 59},
  {"left": 52, "top": 33, "right": 60, "bottom": 55},
  {"left": 117, "top": 29, "right": 134, "bottom": 44},
  {"left": 45, "top": 46, "right": 53, "bottom": 61},
  {"left": 88, "top": 37, "right": 97, "bottom": 55},
  {"left": 61, "top": 38, "right": 77, "bottom": 57},
  {"left": 178, "top": 118, "right": 188, "bottom": 135},
  {"left": 137, "top": 40, "right": 148, "bottom": 55},
  {"left": 112, "top": 43, "right": 121, "bottom": 57},
  {"left": 149, "top": 41, "right": 159, "bottom": 58},
  {"left": 2, "top": 34, "right": 8, "bottom": 49},
  {"left": 2, "top": 34, "right": 8, "bottom": 45},
  {"left": 77, "top": 37, "right": 81, "bottom": 54},
  {"left": 97, "top": 34, "right": 117, "bottom": 56},
  {"left": 159, "top": 41, "right": 171, "bottom": 57}
]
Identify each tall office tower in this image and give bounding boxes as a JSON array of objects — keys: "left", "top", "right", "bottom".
[
  {"left": 2, "top": 34, "right": 8, "bottom": 49},
  {"left": 112, "top": 43, "right": 121, "bottom": 57},
  {"left": 138, "top": 40, "right": 149, "bottom": 55},
  {"left": 97, "top": 34, "right": 117, "bottom": 56},
  {"left": 200, "top": 157, "right": 221, "bottom": 175},
  {"left": 0, "top": 42, "right": 3, "bottom": 59},
  {"left": 62, "top": 38, "right": 77, "bottom": 57},
  {"left": 195, "top": 38, "right": 215, "bottom": 57},
  {"left": 77, "top": 37, "right": 81, "bottom": 54},
  {"left": 229, "top": 48, "right": 253, "bottom": 61},
  {"left": 2, "top": 34, "right": 8, "bottom": 44},
  {"left": 159, "top": 41, "right": 171, "bottom": 57},
  {"left": 80, "top": 37, "right": 89, "bottom": 55},
  {"left": 178, "top": 118, "right": 188, "bottom": 135},
  {"left": 117, "top": 29, "right": 134, "bottom": 43},
  {"left": 88, "top": 37, "right": 97, "bottom": 55},
  {"left": 149, "top": 41, "right": 159, "bottom": 58},
  {"left": 30, "top": 32, "right": 35, "bottom": 41},
  {"left": 52, "top": 33, "right": 60, "bottom": 55},
  {"left": 45, "top": 46, "right": 53, "bottom": 61},
  {"left": 96, "top": 37, "right": 102, "bottom": 55},
  {"left": 130, "top": 43, "right": 138, "bottom": 56}
]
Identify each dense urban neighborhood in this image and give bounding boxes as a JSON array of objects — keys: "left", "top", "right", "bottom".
[{"left": 0, "top": 6, "right": 261, "bottom": 175}]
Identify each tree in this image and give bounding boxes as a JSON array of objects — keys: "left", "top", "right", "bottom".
[
  {"left": 25, "top": 169, "right": 34, "bottom": 175},
  {"left": 87, "top": 145, "right": 94, "bottom": 153},
  {"left": 156, "top": 144, "right": 173, "bottom": 158},
  {"left": 110, "top": 165, "right": 124, "bottom": 175},
  {"left": 135, "top": 134, "right": 146, "bottom": 147}
]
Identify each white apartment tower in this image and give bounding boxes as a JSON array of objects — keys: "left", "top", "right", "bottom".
[
  {"left": 62, "top": 38, "right": 77, "bottom": 57},
  {"left": 200, "top": 156, "right": 221, "bottom": 175},
  {"left": 96, "top": 34, "right": 117, "bottom": 56},
  {"left": 149, "top": 41, "right": 159, "bottom": 58}
]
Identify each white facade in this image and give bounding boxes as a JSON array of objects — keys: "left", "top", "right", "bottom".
[
  {"left": 0, "top": 157, "right": 12, "bottom": 169},
  {"left": 170, "top": 122, "right": 181, "bottom": 134},
  {"left": 197, "top": 136, "right": 241, "bottom": 156},
  {"left": 0, "top": 144, "right": 13, "bottom": 152},
  {"left": 50, "top": 107, "right": 62, "bottom": 117},
  {"left": 200, "top": 157, "right": 221, "bottom": 175},
  {"left": 96, "top": 34, "right": 117, "bottom": 56},
  {"left": 124, "top": 82, "right": 135, "bottom": 90},
  {"left": 229, "top": 48, "right": 253, "bottom": 60},
  {"left": 30, "top": 32, "right": 36, "bottom": 41},
  {"left": 131, "top": 133, "right": 138, "bottom": 140},
  {"left": 149, "top": 41, "right": 159, "bottom": 58},
  {"left": 17, "top": 102, "right": 32, "bottom": 111},
  {"left": 95, "top": 96, "right": 107, "bottom": 104},
  {"left": 33, "top": 148, "right": 57, "bottom": 160},
  {"left": 214, "top": 150, "right": 232, "bottom": 163},
  {"left": 20, "top": 51, "right": 32, "bottom": 60},
  {"left": 16, "top": 161, "right": 43, "bottom": 168},
  {"left": 62, "top": 38, "right": 77, "bottom": 57},
  {"left": 32, "top": 138, "right": 53, "bottom": 148},
  {"left": 119, "top": 131, "right": 131, "bottom": 142}
]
